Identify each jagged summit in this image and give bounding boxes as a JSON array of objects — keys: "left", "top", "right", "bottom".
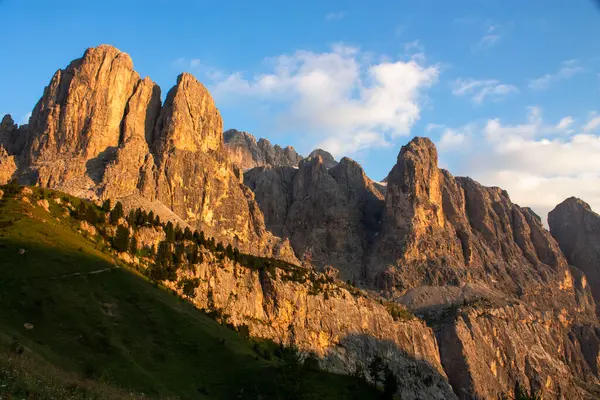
[
  {"left": 307, "top": 148, "right": 338, "bottom": 169},
  {"left": 2, "top": 45, "right": 600, "bottom": 399},
  {"left": 223, "top": 128, "right": 302, "bottom": 170},
  {"left": 0, "top": 44, "right": 296, "bottom": 261},
  {"left": 549, "top": 196, "right": 600, "bottom": 315}
]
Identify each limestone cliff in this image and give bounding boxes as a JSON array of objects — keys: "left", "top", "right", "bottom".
[
  {"left": 549, "top": 197, "right": 600, "bottom": 316},
  {"left": 158, "top": 247, "right": 456, "bottom": 400},
  {"left": 224, "top": 129, "right": 302, "bottom": 170},
  {"left": 3, "top": 44, "right": 600, "bottom": 399},
  {"left": 1, "top": 45, "right": 296, "bottom": 262},
  {"left": 245, "top": 154, "right": 384, "bottom": 280}
]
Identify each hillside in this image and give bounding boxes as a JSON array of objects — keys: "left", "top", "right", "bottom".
[{"left": 0, "top": 183, "right": 381, "bottom": 399}]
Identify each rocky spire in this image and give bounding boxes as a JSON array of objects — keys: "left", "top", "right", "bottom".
[
  {"left": 154, "top": 73, "right": 222, "bottom": 154},
  {"left": 549, "top": 197, "right": 600, "bottom": 315}
]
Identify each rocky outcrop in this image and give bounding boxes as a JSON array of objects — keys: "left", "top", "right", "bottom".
[
  {"left": 370, "top": 138, "right": 573, "bottom": 303},
  {"left": 2, "top": 45, "right": 296, "bottom": 262},
  {"left": 437, "top": 304, "right": 600, "bottom": 400},
  {"left": 224, "top": 129, "right": 302, "bottom": 170},
  {"left": 245, "top": 155, "right": 384, "bottom": 280},
  {"left": 164, "top": 249, "right": 456, "bottom": 400},
  {"left": 549, "top": 198, "right": 600, "bottom": 315},
  {"left": 364, "top": 138, "right": 600, "bottom": 399},
  {"left": 307, "top": 148, "right": 338, "bottom": 169}
]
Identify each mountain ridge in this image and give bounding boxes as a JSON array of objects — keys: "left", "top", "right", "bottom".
[{"left": 1, "top": 44, "right": 600, "bottom": 399}]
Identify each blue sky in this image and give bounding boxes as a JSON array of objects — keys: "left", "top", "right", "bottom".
[{"left": 1, "top": 0, "right": 600, "bottom": 219}]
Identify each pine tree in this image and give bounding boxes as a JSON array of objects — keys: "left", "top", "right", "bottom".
[
  {"left": 382, "top": 365, "right": 398, "bottom": 400},
  {"left": 129, "top": 236, "right": 138, "bottom": 254},
  {"left": 190, "top": 244, "right": 200, "bottom": 264},
  {"left": 175, "top": 225, "right": 184, "bottom": 242},
  {"left": 127, "top": 209, "right": 136, "bottom": 227},
  {"left": 216, "top": 242, "right": 225, "bottom": 252},
  {"left": 113, "top": 225, "right": 130, "bottom": 253},
  {"left": 148, "top": 211, "right": 155, "bottom": 226},
  {"left": 110, "top": 202, "right": 124, "bottom": 225},
  {"left": 165, "top": 221, "right": 175, "bottom": 242},
  {"left": 77, "top": 201, "right": 88, "bottom": 220},
  {"left": 85, "top": 205, "right": 98, "bottom": 224},
  {"left": 154, "top": 215, "right": 161, "bottom": 226},
  {"left": 368, "top": 355, "right": 383, "bottom": 385},
  {"left": 101, "top": 199, "right": 111, "bottom": 212},
  {"left": 184, "top": 227, "right": 193, "bottom": 241}
]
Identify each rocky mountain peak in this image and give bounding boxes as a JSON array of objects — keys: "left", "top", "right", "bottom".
[
  {"left": 307, "top": 148, "right": 338, "bottom": 169},
  {"left": 224, "top": 129, "right": 302, "bottom": 170},
  {"left": 385, "top": 136, "right": 445, "bottom": 232},
  {"left": 154, "top": 72, "right": 222, "bottom": 153},
  {"left": 549, "top": 197, "right": 600, "bottom": 315},
  {"left": 26, "top": 43, "right": 141, "bottom": 191}
]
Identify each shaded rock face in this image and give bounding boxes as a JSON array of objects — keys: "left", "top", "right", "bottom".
[
  {"left": 1, "top": 45, "right": 296, "bottom": 261},
  {"left": 549, "top": 197, "right": 600, "bottom": 315},
  {"left": 4, "top": 45, "right": 600, "bottom": 399},
  {"left": 165, "top": 251, "right": 457, "bottom": 400},
  {"left": 243, "top": 137, "right": 600, "bottom": 398},
  {"left": 224, "top": 129, "right": 302, "bottom": 170},
  {"left": 307, "top": 148, "right": 338, "bottom": 169},
  {"left": 437, "top": 305, "right": 600, "bottom": 400},
  {"left": 370, "top": 138, "right": 572, "bottom": 304},
  {"left": 245, "top": 155, "right": 384, "bottom": 280}
]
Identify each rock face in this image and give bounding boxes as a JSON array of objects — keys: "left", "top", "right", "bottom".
[
  {"left": 224, "top": 129, "right": 302, "bottom": 170},
  {"left": 1, "top": 45, "right": 296, "bottom": 261},
  {"left": 164, "top": 249, "right": 456, "bottom": 400},
  {"left": 307, "top": 148, "right": 338, "bottom": 169},
  {"left": 4, "top": 44, "right": 600, "bottom": 399},
  {"left": 245, "top": 137, "right": 600, "bottom": 398},
  {"left": 549, "top": 197, "right": 600, "bottom": 315},
  {"left": 370, "top": 138, "right": 570, "bottom": 302},
  {"left": 245, "top": 155, "right": 384, "bottom": 280}
]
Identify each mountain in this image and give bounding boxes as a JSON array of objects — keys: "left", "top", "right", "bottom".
[
  {"left": 246, "top": 136, "right": 600, "bottom": 399},
  {"left": 0, "top": 183, "right": 383, "bottom": 399},
  {"left": 224, "top": 129, "right": 302, "bottom": 170},
  {"left": 0, "top": 45, "right": 295, "bottom": 262},
  {"left": 2, "top": 44, "right": 600, "bottom": 399},
  {"left": 549, "top": 197, "right": 600, "bottom": 316},
  {"left": 244, "top": 154, "right": 383, "bottom": 281}
]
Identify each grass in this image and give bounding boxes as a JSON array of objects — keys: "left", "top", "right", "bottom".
[{"left": 0, "top": 185, "right": 380, "bottom": 399}]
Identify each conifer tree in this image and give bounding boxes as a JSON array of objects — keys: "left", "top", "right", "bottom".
[
  {"left": 113, "top": 225, "right": 130, "bottom": 253},
  {"left": 110, "top": 202, "right": 124, "bottom": 225},
  {"left": 165, "top": 221, "right": 175, "bottom": 242},
  {"left": 129, "top": 236, "right": 138, "bottom": 254},
  {"left": 184, "top": 227, "right": 193, "bottom": 241}
]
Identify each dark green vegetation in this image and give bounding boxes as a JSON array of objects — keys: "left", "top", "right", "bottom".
[{"left": 0, "top": 183, "right": 380, "bottom": 399}]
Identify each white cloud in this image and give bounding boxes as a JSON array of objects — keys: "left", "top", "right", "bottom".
[
  {"left": 455, "top": 17, "right": 506, "bottom": 50},
  {"left": 529, "top": 60, "right": 584, "bottom": 90},
  {"left": 452, "top": 78, "right": 518, "bottom": 104},
  {"left": 438, "top": 129, "right": 467, "bottom": 150},
  {"left": 476, "top": 24, "right": 502, "bottom": 50},
  {"left": 325, "top": 11, "right": 345, "bottom": 21},
  {"left": 439, "top": 107, "right": 600, "bottom": 223},
  {"left": 583, "top": 112, "right": 600, "bottom": 133},
  {"left": 211, "top": 45, "right": 439, "bottom": 156}
]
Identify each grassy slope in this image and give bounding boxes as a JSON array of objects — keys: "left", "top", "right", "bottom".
[{"left": 0, "top": 186, "right": 379, "bottom": 399}]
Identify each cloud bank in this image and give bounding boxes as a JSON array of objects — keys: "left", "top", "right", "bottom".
[{"left": 211, "top": 45, "right": 439, "bottom": 156}]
